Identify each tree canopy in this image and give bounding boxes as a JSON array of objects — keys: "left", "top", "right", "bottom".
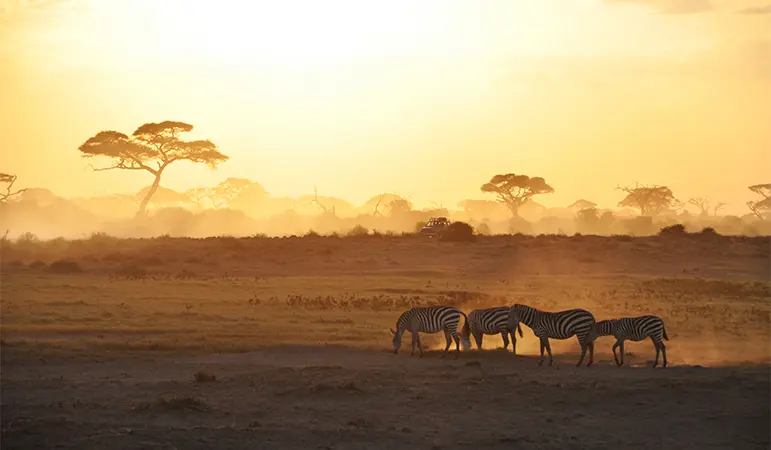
[
  {"left": 617, "top": 184, "right": 678, "bottom": 216},
  {"left": 567, "top": 199, "right": 597, "bottom": 210},
  {"left": 78, "top": 121, "right": 228, "bottom": 216},
  {"left": 747, "top": 183, "right": 771, "bottom": 219},
  {"left": 480, "top": 173, "right": 554, "bottom": 217}
]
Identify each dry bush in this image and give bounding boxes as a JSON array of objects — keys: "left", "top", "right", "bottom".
[
  {"left": 659, "top": 224, "right": 687, "bottom": 236},
  {"left": 193, "top": 371, "right": 216, "bottom": 383},
  {"left": 346, "top": 225, "right": 369, "bottom": 237},
  {"left": 47, "top": 259, "right": 83, "bottom": 274},
  {"left": 440, "top": 221, "right": 476, "bottom": 242}
]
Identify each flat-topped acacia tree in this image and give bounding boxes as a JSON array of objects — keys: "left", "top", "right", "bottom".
[
  {"left": 481, "top": 173, "right": 554, "bottom": 218},
  {"left": 78, "top": 121, "right": 229, "bottom": 217}
]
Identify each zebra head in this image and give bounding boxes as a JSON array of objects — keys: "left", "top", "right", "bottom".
[{"left": 390, "top": 328, "right": 402, "bottom": 353}]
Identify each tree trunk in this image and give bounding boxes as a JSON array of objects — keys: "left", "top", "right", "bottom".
[{"left": 136, "top": 174, "right": 162, "bottom": 218}]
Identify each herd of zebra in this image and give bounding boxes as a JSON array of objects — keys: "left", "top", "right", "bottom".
[{"left": 388, "top": 304, "right": 669, "bottom": 368}]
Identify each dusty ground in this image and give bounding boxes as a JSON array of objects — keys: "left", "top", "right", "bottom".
[{"left": 1, "top": 234, "right": 770, "bottom": 449}]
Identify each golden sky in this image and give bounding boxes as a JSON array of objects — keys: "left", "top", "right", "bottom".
[{"left": 1, "top": 0, "right": 769, "bottom": 213}]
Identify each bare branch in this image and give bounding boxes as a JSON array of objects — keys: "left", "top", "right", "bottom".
[
  {"left": 0, "top": 173, "right": 27, "bottom": 202},
  {"left": 312, "top": 186, "right": 331, "bottom": 214}
]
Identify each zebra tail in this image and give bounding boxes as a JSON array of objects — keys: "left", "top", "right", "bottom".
[
  {"left": 662, "top": 327, "right": 669, "bottom": 341},
  {"left": 459, "top": 311, "right": 469, "bottom": 337}
]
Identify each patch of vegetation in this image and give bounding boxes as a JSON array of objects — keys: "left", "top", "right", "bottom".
[
  {"left": 133, "top": 396, "right": 210, "bottom": 413},
  {"left": 346, "top": 225, "right": 369, "bottom": 237},
  {"left": 193, "top": 370, "right": 217, "bottom": 383},
  {"left": 440, "top": 221, "right": 476, "bottom": 242},
  {"left": 47, "top": 259, "right": 83, "bottom": 274},
  {"left": 659, "top": 224, "right": 687, "bottom": 236}
]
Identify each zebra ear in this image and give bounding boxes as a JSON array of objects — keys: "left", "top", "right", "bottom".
[{"left": 390, "top": 328, "right": 396, "bottom": 336}]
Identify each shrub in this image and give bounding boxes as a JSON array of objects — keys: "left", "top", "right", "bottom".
[
  {"left": 440, "top": 221, "right": 476, "bottom": 242},
  {"left": 346, "top": 225, "right": 369, "bottom": 237},
  {"left": 699, "top": 227, "right": 719, "bottom": 236},
  {"left": 658, "top": 224, "right": 687, "bottom": 236},
  {"left": 47, "top": 259, "right": 83, "bottom": 274}
]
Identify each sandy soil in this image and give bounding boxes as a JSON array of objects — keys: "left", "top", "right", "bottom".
[
  {"left": 2, "top": 345, "right": 769, "bottom": 450},
  {"left": 1, "top": 234, "right": 769, "bottom": 449}
]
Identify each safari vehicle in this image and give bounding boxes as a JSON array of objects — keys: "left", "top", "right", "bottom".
[{"left": 420, "top": 217, "right": 450, "bottom": 237}]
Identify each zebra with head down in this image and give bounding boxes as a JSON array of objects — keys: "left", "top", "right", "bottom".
[
  {"left": 390, "top": 305, "right": 468, "bottom": 359},
  {"left": 508, "top": 303, "right": 597, "bottom": 367}
]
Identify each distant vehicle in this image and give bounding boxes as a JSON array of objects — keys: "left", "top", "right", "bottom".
[{"left": 420, "top": 217, "right": 450, "bottom": 237}]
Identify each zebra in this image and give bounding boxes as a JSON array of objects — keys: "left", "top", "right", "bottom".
[
  {"left": 508, "top": 303, "right": 597, "bottom": 367},
  {"left": 459, "top": 306, "right": 524, "bottom": 353},
  {"left": 595, "top": 316, "right": 669, "bottom": 368},
  {"left": 390, "top": 305, "right": 468, "bottom": 359}
]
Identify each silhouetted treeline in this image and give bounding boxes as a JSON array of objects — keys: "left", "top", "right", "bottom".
[{"left": 1, "top": 181, "right": 769, "bottom": 239}]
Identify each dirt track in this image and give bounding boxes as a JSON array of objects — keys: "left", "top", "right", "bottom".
[{"left": 2, "top": 344, "right": 769, "bottom": 450}]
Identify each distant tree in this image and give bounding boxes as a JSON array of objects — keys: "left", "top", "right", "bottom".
[
  {"left": 0, "top": 173, "right": 26, "bottom": 202},
  {"left": 78, "top": 121, "right": 228, "bottom": 217},
  {"left": 362, "top": 193, "right": 409, "bottom": 216},
  {"left": 746, "top": 183, "right": 771, "bottom": 220},
  {"left": 185, "top": 178, "right": 264, "bottom": 210},
  {"left": 567, "top": 199, "right": 597, "bottom": 211},
  {"left": 616, "top": 184, "right": 678, "bottom": 216},
  {"left": 387, "top": 198, "right": 412, "bottom": 216},
  {"left": 688, "top": 197, "right": 727, "bottom": 217},
  {"left": 481, "top": 173, "right": 554, "bottom": 217}
]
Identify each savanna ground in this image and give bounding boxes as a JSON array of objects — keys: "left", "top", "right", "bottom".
[{"left": 1, "top": 233, "right": 770, "bottom": 449}]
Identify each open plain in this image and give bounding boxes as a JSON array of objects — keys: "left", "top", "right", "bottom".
[{"left": 1, "top": 233, "right": 770, "bottom": 449}]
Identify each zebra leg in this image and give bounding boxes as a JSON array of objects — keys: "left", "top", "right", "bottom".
[
  {"left": 510, "top": 331, "right": 518, "bottom": 355},
  {"left": 439, "top": 329, "right": 452, "bottom": 359},
  {"left": 501, "top": 331, "right": 510, "bottom": 350},
  {"left": 652, "top": 337, "right": 660, "bottom": 367},
  {"left": 587, "top": 341, "right": 595, "bottom": 367},
  {"left": 452, "top": 332, "right": 461, "bottom": 359},
  {"left": 576, "top": 342, "right": 588, "bottom": 367},
  {"left": 538, "top": 339, "right": 546, "bottom": 366},
  {"left": 543, "top": 338, "right": 554, "bottom": 366},
  {"left": 417, "top": 333, "right": 424, "bottom": 358},
  {"left": 612, "top": 341, "right": 620, "bottom": 366},
  {"left": 411, "top": 331, "right": 418, "bottom": 357},
  {"left": 619, "top": 340, "right": 625, "bottom": 367},
  {"left": 661, "top": 342, "right": 667, "bottom": 368},
  {"left": 473, "top": 331, "right": 483, "bottom": 351}
]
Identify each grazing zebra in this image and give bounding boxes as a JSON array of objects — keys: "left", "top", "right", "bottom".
[
  {"left": 508, "top": 303, "right": 597, "bottom": 367},
  {"left": 459, "top": 306, "right": 524, "bottom": 354},
  {"left": 390, "top": 305, "right": 468, "bottom": 359},
  {"left": 595, "top": 316, "right": 669, "bottom": 368}
]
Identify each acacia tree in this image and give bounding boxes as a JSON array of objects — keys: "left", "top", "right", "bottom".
[
  {"left": 567, "top": 199, "right": 597, "bottom": 211},
  {"left": 747, "top": 184, "right": 771, "bottom": 219},
  {"left": 480, "top": 173, "right": 554, "bottom": 217},
  {"left": 78, "top": 121, "right": 228, "bottom": 217},
  {"left": 617, "top": 184, "right": 679, "bottom": 216},
  {"left": 0, "top": 173, "right": 26, "bottom": 202}
]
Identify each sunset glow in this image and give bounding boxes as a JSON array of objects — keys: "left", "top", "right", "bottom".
[{"left": 1, "top": 0, "right": 769, "bottom": 212}]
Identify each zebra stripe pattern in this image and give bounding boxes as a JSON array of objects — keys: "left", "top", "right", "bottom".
[
  {"left": 390, "top": 305, "right": 468, "bottom": 359},
  {"left": 459, "top": 306, "right": 524, "bottom": 354},
  {"left": 508, "top": 303, "right": 597, "bottom": 367},
  {"left": 595, "top": 315, "right": 669, "bottom": 368}
]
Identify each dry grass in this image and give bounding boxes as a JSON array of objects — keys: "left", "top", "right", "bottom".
[
  {"left": 1, "top": 234, "right": 769, "bottom": 450},
  {"left": 1, "top": 233, "right": 769, "bottom": 365}
]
